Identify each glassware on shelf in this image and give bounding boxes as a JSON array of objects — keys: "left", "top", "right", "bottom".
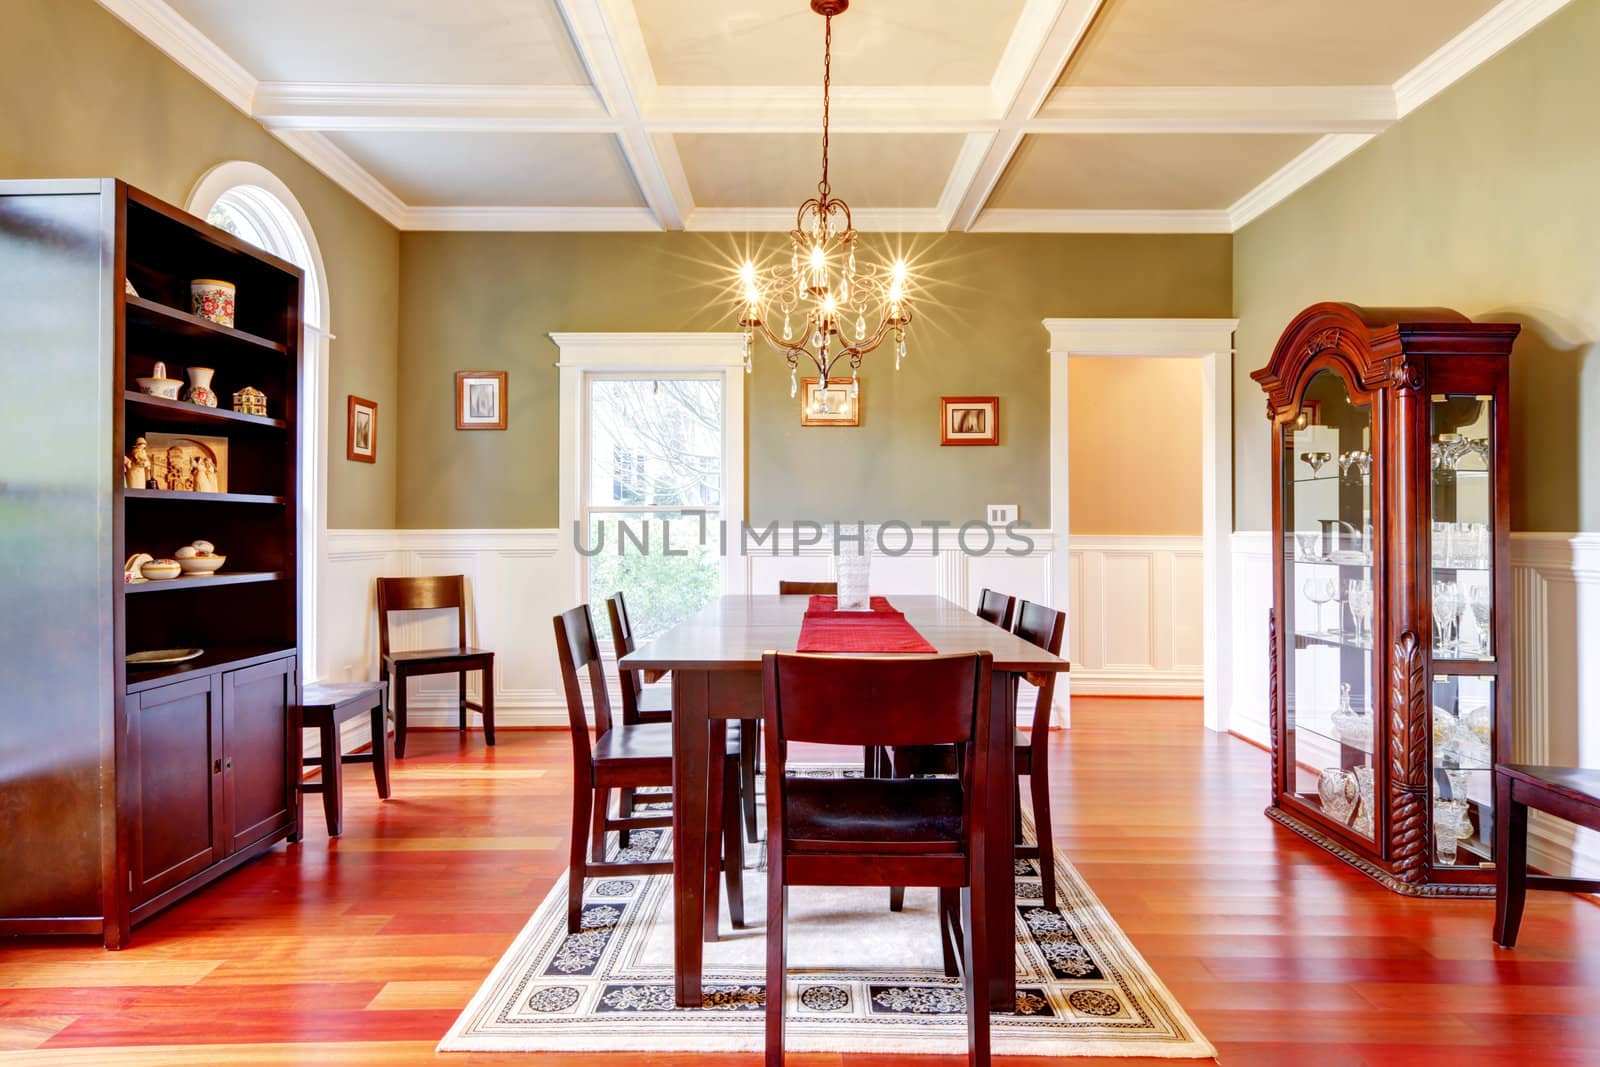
[
  {"left": 1303, "top": 576, "right": 1339, "bottom": 634},
  {"left": 1353, "top": 766, "right": 1375, "bottom": 838},
  {"left": 1432, "top": 581, "right": 1463, "bottom": 655},
  {"left": 1331, "top": 682, "right": 1366, "bottom": 745},
  {"left": 1432, "top": 522, "right": 1449, "bottom": 567},
  {"left": 1355, "top": 450, "right": 1372, "bottom": 480},
  {"left": 1348, "top": 578, "right": 1373, "bottom": 642},
  {"left": 1467, "top": 583, "right": 1492, "bottom": 655},
  {"left": 1299, "top": 451, "right": 1332, "bottom": 477},
  {"left": 1295, "top": 531, "right": 1323, "bottom": 562},
  {"left": 1433, "top": 799, "right": 1469, "bottom": 864},
  {"left": 1318, "top": 768, "right": 1359, "bottom": 826}
]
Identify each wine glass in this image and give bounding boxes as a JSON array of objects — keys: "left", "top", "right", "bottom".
[
  {"left": 1467, "top": 584, "right": 1492, "bottom": 655},
  {"left": 1338, "top": 452, "right": 1357, "bottom": 481},
  {"left": 1354, "top": 450, "right": 1372, "bottom": 480},
  {"left": 1432, "top": 581, "right": 1463, "bottom": 656},
  {"left": 1299, "top": 451, "right": 1332, "bottom": 477},
  {"left": 1348, "top": 579, "right": 1373, "bottom": 644},
  {"left": 1304, "top": 576, "right": 1338, "bottom": 634}
]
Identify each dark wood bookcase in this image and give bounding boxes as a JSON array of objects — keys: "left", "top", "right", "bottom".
[
  {"left": 1253, "top": 303, "right": 1518, "bottom": 896},
  {"left": 0, "top": 179, "right": 303, "bottom": 947}
]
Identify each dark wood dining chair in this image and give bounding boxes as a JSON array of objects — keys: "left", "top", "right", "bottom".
[
  {"left": 607, "top": 591, "right": 762, "bottom": 844},
  {"left": 1011, "top": 600, "right": 1067, "bottom": 909},
  {"left": 777, "top": 579, "right": 836, "bottom": 595},
  {"left": 975, "top": 588, "right": 1016, "bottom": 630},
  {"left": 763, "top": 650, "right": 992, "bottom": 1067},
  {"left": 376, "top": 575, "right": 495, "bottom": 758},
  {"left": 555, "top": 603, "right": 745, "bottom": 935}
]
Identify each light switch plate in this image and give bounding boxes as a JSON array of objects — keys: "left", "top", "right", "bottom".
[{"left": 987, "top": 504, "right": 1018, "bottom": 525}]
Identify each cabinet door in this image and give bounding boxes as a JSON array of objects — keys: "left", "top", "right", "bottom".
[
  {"left": 221, "top": 657, "right": 297, "bottom": 852},
  {"left": 127, "top": 674, "right": 225, "bottom": 904}
]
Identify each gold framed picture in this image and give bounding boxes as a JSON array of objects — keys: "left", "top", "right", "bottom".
[
  {"left": 456, "top": 370, "right": 507, "bottom": 430},
  {"left": 800, "top": 377, "right": 860, "bottom": 427},
  {"left": 347, "top": 395, "right": 377, "bottom": 463},
  {"left": 941, "top": 395, "right": 999, "bottom": 446}
]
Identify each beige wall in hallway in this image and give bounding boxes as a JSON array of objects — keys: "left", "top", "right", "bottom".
[
  {"left": 396, "top": 231, "right": 1232, "bottom": 528},
  {"left": 0, "top": 0, "right": 401, "bottom": 528},
  {"left": 1069, "top": 357, "right": 1202, "bottom": 536},
  {"left": 1233, "top": 0, "right": 1600, "bottom": 533}
]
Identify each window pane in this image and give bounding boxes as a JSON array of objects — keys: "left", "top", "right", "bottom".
[
  {"left": 206, "top": 200, "right": 268, "bottom": 249},
  {"left": 588, "top": 377, "right": 722, "bottom": 508},
  {"left": 586, "top": 512, "right": 721, "bottom": 642}
]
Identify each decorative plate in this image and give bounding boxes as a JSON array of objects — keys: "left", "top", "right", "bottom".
[{"left": 127, "top": 648, "right": 204, "bottom": 666}]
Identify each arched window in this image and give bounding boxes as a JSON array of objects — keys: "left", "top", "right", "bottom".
[{"left": 188, "top": 162, "right": 331, "bottom": 681}]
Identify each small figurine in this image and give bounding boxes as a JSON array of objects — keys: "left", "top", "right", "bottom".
[
  {"left": 126, "top": 437, "right": 151, "bottom": 489},
  {"left": 232, "top": 385, "right": 268, "bottom": 417},
  {"left": 193, "top": 454, "right": 219, "bottom": 494}
]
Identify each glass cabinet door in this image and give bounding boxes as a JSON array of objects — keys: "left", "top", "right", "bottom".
[
  {"left": 1428, "top": 393, "right": 1498, "bottom": 868},
  {"left": 1282, "top": 369, "right": 1377, "bottom": 839}
]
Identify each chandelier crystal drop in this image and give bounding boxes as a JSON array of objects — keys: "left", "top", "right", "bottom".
[{"left": 734, "top": 0, "right": 912, "bottom": 405}]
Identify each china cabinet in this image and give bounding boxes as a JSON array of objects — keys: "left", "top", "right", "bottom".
[
  {"left": 0, "top": 179, "right": 303, "bottom": 946},
  {"left": 1252, "top": 303, "right": 1517, "bottom": 896}
]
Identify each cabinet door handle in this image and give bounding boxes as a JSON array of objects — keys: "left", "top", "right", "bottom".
[
  {"left": 213, "top": 758, "right": 223, "bottom": 774},
  {"left": 224, "top": 756, "right": 233, "bottom": 772}
]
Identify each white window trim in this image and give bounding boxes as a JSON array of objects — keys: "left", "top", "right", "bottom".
[
  {"left": 1043, "top": 318, "right": 1238, "bottom": 734},
  {"left": 186, "top": 162, "right": 332, "bottom": 682},
  {"left": 553, "top": 333, "right": 749, "bottom": 607}
]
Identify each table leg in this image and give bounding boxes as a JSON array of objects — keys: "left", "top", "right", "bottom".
[
  {"left": 985, "top": 670, "right": 1017, "bottom": 1011},
  {"left": 704, "top": 718, "right": 727, "bottom": 941},
  {"left": 319, "top": 720, "right": 343, "bottom": 837},
  {"left": 1493, "top": 772, "right": 1528, "bottom": 948},
  {"left": 672, "top": 669, "right": 711, "bottom": 1007}
]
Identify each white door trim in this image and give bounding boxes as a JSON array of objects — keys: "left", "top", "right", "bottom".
[{"left": 1043, "top": 317, "right": 1238, "bottom": 731}]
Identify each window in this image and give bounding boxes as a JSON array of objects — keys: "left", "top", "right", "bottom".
[{"left": 584, "top": 374, "right": 725, "bottom": 641}]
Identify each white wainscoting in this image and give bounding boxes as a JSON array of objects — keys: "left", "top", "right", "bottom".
[
  {"left": 1067, "top": 535, "right": 1204, "bottom": 696},
  {"left": 1228, "top": 530, "right": 1600, "bottom": 880}
]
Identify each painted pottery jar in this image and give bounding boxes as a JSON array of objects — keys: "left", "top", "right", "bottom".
[
  {"left": 186, "top": 366, "right": 218, "bottom": 408},
  {"left": 190, "top": 278, "right": 236, "bottom": 327}
]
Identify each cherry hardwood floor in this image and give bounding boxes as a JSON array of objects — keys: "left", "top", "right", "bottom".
[{"left": 4, "top": 697, "right": 1600, "bottom": 1065}]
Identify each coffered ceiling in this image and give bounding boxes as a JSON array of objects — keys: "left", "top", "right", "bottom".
[{"left": 103, "top": 0, "right": 1571, "bottom": 233}]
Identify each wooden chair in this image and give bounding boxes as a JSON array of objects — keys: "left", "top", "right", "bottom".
[
  {"left": 607, "top": 591, "right": 762, "bottom": 844},
  {"left": 763, "top": 651, "right": 992, "bottom": 1067},
  {"left": 555, "top": 604, "right": 745, "bottom": 935},
  {"left": 888, "top": 600, "right": 1068, "bottom": 911},
  {"left": 777, "top": 579, "right": 836, "bottom": 595},
  {"left": 975, "top": 588, "right": 1016, "bottom": 630},
  {"left": 376, "top": 575, "right": 495, "bottom": 758},
  {"left": 1493, "top": 764, "right": 1600, "bottom": 948}
]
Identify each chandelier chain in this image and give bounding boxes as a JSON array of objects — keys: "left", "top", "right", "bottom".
[{"left": 819, "top": 15, "right": 832, "bottom": 199}]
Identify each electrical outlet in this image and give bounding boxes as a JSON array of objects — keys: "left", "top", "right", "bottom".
[{"left": 987, "top": 504, "right": 1018, "bottom": 525}]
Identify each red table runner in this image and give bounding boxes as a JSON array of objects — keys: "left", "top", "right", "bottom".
[{"left": 797, "top": 596, "right": 937, "bottom": 653}]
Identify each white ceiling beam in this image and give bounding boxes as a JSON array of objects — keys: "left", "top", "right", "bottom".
[
  {"left": 403, "top": 206, "right": 660, "bottom": 231},
  {"left": 556, "top": 0, "right": 689, "bottom": 230},
  {"left": 642, "top": 85, "right": 995, "bottom": 132},
  {"left": 253, "top": 82, "right": 616, "bottom": 132},
  {"left": 948, "top": 0, "right": 1106, "bottom": 231},
  {"left": 684, "top": 207, "right": 951, "bottom": 233},
  {"left": 1033, "top": 86, "right": 1396, "bottom": 134},
  {"left": 971, "top": 209, "right": 1233, "bottom": 234}
]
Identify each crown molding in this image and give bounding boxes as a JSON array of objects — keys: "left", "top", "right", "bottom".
[
  {"left": 95, "top": 0, "right": 256, "bottom": 112},
  {"left": 402, "top": 205, "right": 660, "bottom": 231},
  {"left": 1226, "top": 133, "right": 1374, "bottom": 231},
  {"left": 1033, "top": 85, "right": 1396, "bottom": 133},
  {"left": 267, "top": 130, "right": 407, "bottom": 228},
  {"left": 972, "top": 209, "right": 1233, "bottom": 234},
  {"left": 1394, "top": 0, "right": 1574, "bottom": 116},
  {"left": 253, "top": 82, "right": 613, "bottom": 131}
]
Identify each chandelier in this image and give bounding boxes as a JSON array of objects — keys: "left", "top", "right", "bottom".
[{"left": 735, "top": 0, "right": 912, "bottom": 414}]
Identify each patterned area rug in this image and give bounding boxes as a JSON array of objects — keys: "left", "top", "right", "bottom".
[{"left": 439, "top": 768, "right": 1213, "bottom": 1058}]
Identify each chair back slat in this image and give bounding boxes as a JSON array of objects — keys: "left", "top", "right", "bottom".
[
  {"left": 377, "top": 575, "right": 469, "bottom": 658},
  {"left": 764, "top": 652, "right": 990, "bottom": 749},
  {"left": 975, "top": 588, "right": 1016, "bottom": 631},
  {"left": 552, "top": 605, "right": 614, "bottom": 769},
  {"left": 605, "top": 592, "right": 645, "bottom": 722},
  {"left": 778, "top": 580, "right": 836, "bottom": 595},
  {"left": 1013, "top": 601, "right": 1066, "bottom": 732}
]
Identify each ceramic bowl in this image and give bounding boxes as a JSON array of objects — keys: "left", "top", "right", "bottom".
[
  {"left": 178, "top": 554, "right": 225, "bottom": 576},
  {"left": 141, "top": 559, "right": 182, "bottom": 581},
  {"left": 136, "top": 377, "right": 182, "bottom": 401},
  {"left": 191, "top": 279, "right": 236, "bottom": 328}
]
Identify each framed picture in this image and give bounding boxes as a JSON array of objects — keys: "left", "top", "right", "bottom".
[
  {"left": 456, "top": 370, "right": 508, "bottom": 430},
  {"left": 800, "top": 377, "right": 860, "bottom": 427},
  {"left": 347, "top": 395, "right": 377, "bottom": 463},
  {"left": 941, "top": 396, "right": 999, "bottom": 446},
  {"left": 145, "top": 433, "right": 228, "bottom": 492}
]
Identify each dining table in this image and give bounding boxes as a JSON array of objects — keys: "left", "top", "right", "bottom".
[{"left": 619, "top": 592, "right": 1070, "bottom": 1010}]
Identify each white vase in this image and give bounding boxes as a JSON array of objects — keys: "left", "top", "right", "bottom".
[
  {"left": 834, "top": 523, "right": 875, "bottom": 611},
  {"left": 186, "top": 366, "right": 218, "bottom": 408}
]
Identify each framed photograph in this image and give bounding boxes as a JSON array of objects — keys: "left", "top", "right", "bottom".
[
  {"left": 347, "top": 395, "right": 377, "bottom": 463},
  {"left": 799, "top": 377, "right": 860, "bottom": 427},
  {"left": 145, "top": 433, "right": 228, "bottom": 492},
  {"left": 941, "top": 396, "right": 999, "bottom": 446},
  {"left": 456, "top": 370, "right": 508, "bottom": 430}
]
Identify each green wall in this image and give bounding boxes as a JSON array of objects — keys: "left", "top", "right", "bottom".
[
  {"left": 1, "top": 0, "right": 400, "bottom": 528},
  {"left": 397, "top": 231, "right": 1232, "bottom": 528},
  {"left": 1233, "top": 0, "right": 1600, "bottom": 533}
]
